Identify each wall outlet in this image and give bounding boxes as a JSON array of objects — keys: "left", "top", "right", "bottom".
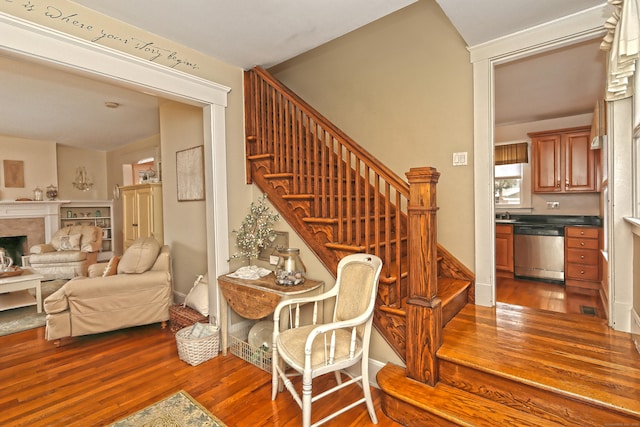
[{"left": 546, "top": 201, "right": 559, "bottom": 209}]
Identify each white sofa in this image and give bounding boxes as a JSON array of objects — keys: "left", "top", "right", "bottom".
[{"left": 43, "top": 237, "right": 172, "bottom": 345}]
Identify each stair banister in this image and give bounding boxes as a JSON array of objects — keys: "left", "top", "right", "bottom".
[
  {"left": 247, "top": 67, "right": 410, "bottom": 197},
  {"left": 405, "top": 167, "right": 442, "bottom": 386}
]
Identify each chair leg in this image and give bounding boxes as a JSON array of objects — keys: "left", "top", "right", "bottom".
[
  {"left": 272, "top": 348, "right": 280, "bottom": 400},
  {"left": 334, "top": 371, "right": 342, "bottom": 385},
  {"left": 362, "top": 360, "right": 378, "bottom": 424},
  {"left": 302, "top": 374, "right": 312, "bottom": 427}
]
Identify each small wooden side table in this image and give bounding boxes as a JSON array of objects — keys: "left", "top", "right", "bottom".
[{"left": 218, "top": 273, "right": 324, "bottom": 356}]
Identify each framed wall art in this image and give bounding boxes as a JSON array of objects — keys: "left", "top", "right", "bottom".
[
  {"left": 3, "top": 160, "right": 25, "bottom": 188},
  {"left": 176, "top": 145, "right": 205, "bottom": 201}
]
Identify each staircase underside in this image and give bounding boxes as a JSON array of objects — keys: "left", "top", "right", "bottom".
[{"left": 378, "top": 303, "right": 640, "bottom": 426}]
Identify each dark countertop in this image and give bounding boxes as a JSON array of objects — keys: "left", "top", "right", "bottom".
[{"left": 496, "top": 214, "right": 602, "bottom": 227}]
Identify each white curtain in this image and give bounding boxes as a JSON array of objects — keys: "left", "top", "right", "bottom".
[{"left": 601, "top": 0, "right": 640, "bottom": 100}]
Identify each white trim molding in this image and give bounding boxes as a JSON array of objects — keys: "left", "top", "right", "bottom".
[{"left": 0, "top": 12, "right": 231, "bottom": 325}]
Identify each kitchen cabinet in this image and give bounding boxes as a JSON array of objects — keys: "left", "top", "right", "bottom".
[
  {"left": 122, "top": 183, "right": 163, "bottom": 251},
  {"left": 529, "top": 126, "right": 597, "bottom": 193},
  {"left": 60, "top": 201, "right": 113, "bottom": 261},
  {"left": 565, "top": 226, "right": 601, "bottom": 291},
  {"left": 495, "top": 223, "right": 514, "bottom": 276}
]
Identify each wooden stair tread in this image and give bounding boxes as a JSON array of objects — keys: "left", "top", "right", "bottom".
[
  {"left": 437, "top": 277, "right": 471, "bottom": 306},
  {"left": 377, "top": 363, "right": 546, "bottom": 427},
  {"left": 439, "top": 303, "right": 640, "bottom": 417}
]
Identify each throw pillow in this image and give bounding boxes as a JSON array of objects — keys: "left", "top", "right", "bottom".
[
  {"left": 117, "top": 237, "right": 161, "bottom": 274},
  {"left": 58, "top": 233, "right": 81, "bottom": 251},
  {"left": 184, "top": 274, "right": 209, "bottom": 316},
  {"left": 102, "top": 256, "right": 121, "bottom": 277}
]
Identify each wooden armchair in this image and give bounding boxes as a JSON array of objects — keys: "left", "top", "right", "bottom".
[{"left": 271, "top": 253, "right": 383, "bottom": 427}]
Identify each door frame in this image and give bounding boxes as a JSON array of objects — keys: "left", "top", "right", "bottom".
[{"left": 470, "top": 5, "right": 608, "bottom": 309}]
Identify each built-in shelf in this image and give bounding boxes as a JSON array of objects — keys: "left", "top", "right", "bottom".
[{"left": 60, "top": 201, "right": 113, "bottom": 261}]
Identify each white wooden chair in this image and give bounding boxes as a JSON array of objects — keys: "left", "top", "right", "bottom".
[{"left": 271, "top": 253, "right": 383, "bottom": 427}]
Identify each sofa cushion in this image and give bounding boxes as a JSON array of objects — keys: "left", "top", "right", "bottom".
[
  {"left": 117, "top": 237, "right": 161, "bottom": 274},
  {"left": 102, "top": 256, "right": 120, "bottom": 277},
  {"left": 29, "top": 250, "right": 87, "bottom": 264},
  {"left": 58, "top": 233, "right": 81, "bottom": 251}
]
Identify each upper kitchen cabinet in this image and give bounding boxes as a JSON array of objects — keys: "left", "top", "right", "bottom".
[{"left": 529, "top": 126, "right": 598, "bottom": 193}]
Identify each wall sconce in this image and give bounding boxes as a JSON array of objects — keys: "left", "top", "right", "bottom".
[{"left": 72, "top": 166, "right": 93, "bottom": 191}]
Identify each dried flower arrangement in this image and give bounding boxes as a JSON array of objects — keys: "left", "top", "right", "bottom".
[{"left": 229, "top": 194, "right": 280, "bottom": 264}]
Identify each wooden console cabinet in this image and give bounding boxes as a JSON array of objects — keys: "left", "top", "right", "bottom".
[
  {"left": 529, "top": 126, "right": 597, "bottom": 193},
  {"left": 495, "top": 224, "right": 514, "bottom": 277},
  {"left": 565, "top": 226, "right": 601, "bottom": 292},
  {"left": 122, "top": 183, "right": 163, "bottom": 250}
]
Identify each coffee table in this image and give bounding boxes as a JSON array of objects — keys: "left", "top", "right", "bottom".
[{"left": 0, "top": 269, "right": 44, "bottom": 313}]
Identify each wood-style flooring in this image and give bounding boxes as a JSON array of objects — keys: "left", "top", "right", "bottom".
[
  {"left": 496, "top": 276, "right": 605, "bottom": 319},
  {"left": 0, "top": 325, "right": 400, "bottom": 427}
]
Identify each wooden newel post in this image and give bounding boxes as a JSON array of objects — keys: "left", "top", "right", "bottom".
[{"left": 405, "top": 167, "right": 441, "bottom": 386}]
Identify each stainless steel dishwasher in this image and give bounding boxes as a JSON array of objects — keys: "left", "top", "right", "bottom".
[{"left": 514, "top": 223, "right": 565, "bottom": 283}]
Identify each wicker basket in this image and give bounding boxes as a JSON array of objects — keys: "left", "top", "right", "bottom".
[
  {"left": 229, "top": 325, "right": 272, "bottom": 372},
  {"left": 169, "top": 304, "right": 209, "bottom": 334},
  {"left": 175, "top": 321, "right": 219, "bottom": 366}
]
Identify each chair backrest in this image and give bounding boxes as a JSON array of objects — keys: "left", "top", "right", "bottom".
[
  {"left": 333, "top": 254, "right": 383, "bottom": 339},
  {"left": 51, "top": 225, "right": 102, "bottom": 252}
]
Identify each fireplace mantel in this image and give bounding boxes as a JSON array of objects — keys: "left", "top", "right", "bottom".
[{"left": 0, "top": 201, "right": 70, "bottom": 242}]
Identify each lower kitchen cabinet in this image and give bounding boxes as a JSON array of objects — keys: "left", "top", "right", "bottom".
[
  {"left": 565, "top": 226, "right": 601, "bottom": 292},
  {"left": 495, "top": 224, "right": 514, "bottom": 277}
]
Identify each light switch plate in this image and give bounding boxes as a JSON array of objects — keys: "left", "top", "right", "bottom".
[{"left": 453, "top": 152, "right": 467, "bottom": 166}]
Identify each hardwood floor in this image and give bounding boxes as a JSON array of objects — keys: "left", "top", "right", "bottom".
[
  {"left": 0, "top": 325, "right": 400, "bottom": 427},
  {"left": 496, "top": 276, "right": 605, "bottom": 319}
]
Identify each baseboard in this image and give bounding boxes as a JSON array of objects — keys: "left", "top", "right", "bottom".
[
  {"left": 475, "top": 281, "right": 494, "bottom": 306},
  {"left": 368, "top": 358, "right": 387, "bottom": 389},
  {"left": 632, "top": 309, "right": 640, "bottom": 355}
]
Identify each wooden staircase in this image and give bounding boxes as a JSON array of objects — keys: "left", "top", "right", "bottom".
[
  {"left": 243, "top": 66, "right": 640, "bottom": 425},
  {"left": 244, "top": 66, "right": 474, "bottom": 366}
]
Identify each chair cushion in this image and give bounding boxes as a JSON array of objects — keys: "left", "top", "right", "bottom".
[
  {"left": 58, "top": 233, "right": 81, "bottom": 251},
  {"left": 29, "top": 250, "right": 87, "bottom": 264},
  {"left": 102, "top": 256, "right": 120, "bottom": 277},
  {"left": 117, "top": 237, "right": 161, "bottom": 274},
  {"left": 277, "top": 325, "right": 363, "bottom": 370}
]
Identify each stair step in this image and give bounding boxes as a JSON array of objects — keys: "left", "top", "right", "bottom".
[
  {"left": 377, "top": 363, "right": 547, "bottom": 427},
  {"left": 438, "top": 277, "right": 471, "bottom": 324},
  {"left": 438, "top": 303, "right": 640, "bottom": 425}
]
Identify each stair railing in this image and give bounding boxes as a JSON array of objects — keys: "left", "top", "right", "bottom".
[{"left": 245, "top": 66, "right": 409, "bottom": 308}]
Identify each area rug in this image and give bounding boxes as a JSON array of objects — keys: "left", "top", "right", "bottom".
[
  {"left": 110, "top": 390, "right": 226, "bottom": 427},
  {"left": 0, "top": 279, "right": 66, "bottom": 337}
]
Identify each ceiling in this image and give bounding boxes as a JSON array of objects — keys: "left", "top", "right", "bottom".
[{"left": 0, "top": 0, "right": 609, "bottom": 150}]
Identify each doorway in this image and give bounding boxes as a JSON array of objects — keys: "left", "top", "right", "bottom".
[{"left": 492, "top": 39, "right": 606, "bottom": 318}]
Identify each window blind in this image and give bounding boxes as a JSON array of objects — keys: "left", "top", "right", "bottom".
[{"left": 495, "top": 142, "right": 528, "bottom": 165}]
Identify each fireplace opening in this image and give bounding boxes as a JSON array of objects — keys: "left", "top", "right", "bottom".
[{"left": 0, "top": 235, "right": 28, "bottom": 267}]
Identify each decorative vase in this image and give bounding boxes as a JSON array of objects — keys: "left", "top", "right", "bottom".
[
  {"left": 33, "top": 186, "right": 43, "bottom": 201},
  {"left": 46, "top": 185, "right": 58, "bottom": 200},
  {"left": 275, "top": 248, "right": 306, "bottom": 286}
]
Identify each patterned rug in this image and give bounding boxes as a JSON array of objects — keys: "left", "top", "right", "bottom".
[
  {"left": 110, "top": 390, "right": 227, "bottom": 427},
  {"left": 0, "top": 279, "right": 66, "bottom": 337}
]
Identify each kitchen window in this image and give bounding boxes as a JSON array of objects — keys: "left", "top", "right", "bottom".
[
  {"left": 495, "top": 141, "right": 531, "bottom": 208},
  {"left": 495, "top": 163, "right": 522, "bottom": 205}
]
